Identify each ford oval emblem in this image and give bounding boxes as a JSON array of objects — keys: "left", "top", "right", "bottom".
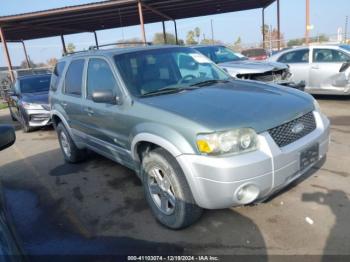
[{"left": 291, "top": 123, "right": 305, "bottom": 134}]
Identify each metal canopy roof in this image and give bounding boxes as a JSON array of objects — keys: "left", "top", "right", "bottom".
[{"left": 0, "top": 0, "right": 275, "bottom": 41}]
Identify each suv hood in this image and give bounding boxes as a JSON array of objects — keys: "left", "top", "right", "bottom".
[
  {"left": 138, "top": 80, "right": 314, "bottom": 133},
  {"left": 219, "top": 60, "right": 288, "bottom": 74},
  {"left": 21, "top": 92, "right": 49, "bottom": 105}
]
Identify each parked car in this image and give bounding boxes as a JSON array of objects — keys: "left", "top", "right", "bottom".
[
  {"left": 50, "top": 45, "right": 330, "bottom": 229},
  {"left": 269, "top": 45, "right": 350, "bottom": 95},
  {"left": 7, "top": 73, "right": 52, "bottom": 132},
  {"left": 242, "top": 48, "right": 268, "bottom": 60},
  {"left": 192, "top": 45, "right": 304, "bottom": 89}
]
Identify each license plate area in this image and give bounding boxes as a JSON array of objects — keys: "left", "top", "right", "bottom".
[{"left": 300, "top": 143, "right": 319, "bottom": 171}]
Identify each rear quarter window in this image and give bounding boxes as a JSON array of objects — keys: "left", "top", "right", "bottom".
[
  {"left": 50, "top": 61, "right": 66, "bottom": 92},
  {"left": 64, "top": 59, "right": 85, "bottom": 96}
]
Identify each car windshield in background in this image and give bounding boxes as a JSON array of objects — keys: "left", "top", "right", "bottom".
[
  {"left": 340, "top": 45, "right": 350, "bottom": 53},
  {"left": 194, "top": 46, "right": 248, "bottom": 63},
  {"left": 19, "top": 75, "right": 51, "bottom": 93},
  {"left": 114, "top": 47, "right": 230, "bottom": 97}
]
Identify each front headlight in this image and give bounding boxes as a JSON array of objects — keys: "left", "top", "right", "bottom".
[
  {"left": 196, "top": 128, "right": 258, "bottom": 155},
  {"left": 22, "top": 102, "right": 44, "bottom": 110},
  {"left": 313, "top": 99, "right": 322, "bottom": 113}
]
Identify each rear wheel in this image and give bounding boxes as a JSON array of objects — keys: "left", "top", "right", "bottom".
[
  {"left": 57, "top": 122, "right": 87, "bottom": 163},
  {"left": 142, "top": 147, "right": 202, "bottom": 229}
]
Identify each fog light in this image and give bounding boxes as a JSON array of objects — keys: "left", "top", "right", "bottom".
[
  {"left": 237, "top": 187, "right": 246, "bottom": 201},
  {"left": 235, "top": 184, "right": 260, "bottom": 204}
]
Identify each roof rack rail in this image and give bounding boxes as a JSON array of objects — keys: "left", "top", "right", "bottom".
[
  {"left": 62, "top": 50, "right": 89, "bottom": 56},
  {"left": 89, "top": 41, "right": 152, "bottom": 50}
]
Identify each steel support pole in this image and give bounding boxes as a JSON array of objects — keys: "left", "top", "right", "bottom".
[
  {"left": 137, "top": 0, "right": 147, "bottom": 44},
  {"left": 277, "top": 0, "right": 281, "bottom": 50},
  {"left": 162, "top": 21, "right": 167, "bottom": 44},
  {"left": 0, "top": 27, "right": 14, "bottom": 82},
  {"left": 173, "top": 20, "right": 178, "bottom": 45},
  {"left": 21, "top": 41, "right": 31, "bottom": 69},
  {"left": 305, "top": 0, "right": 310, "bottom": 45},
  {"left": 60, "top": 35, "right": 67, "bottom": 55},
  {"left": 94, "top": 31, "right": 99, "bottom": 49},
  {"left": 262, "top": 8, "right": 265, "bottom": 49}
]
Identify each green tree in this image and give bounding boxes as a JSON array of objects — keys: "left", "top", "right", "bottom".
[
  {"left": 66, "top": 43, "right": 75, "bottom": 53},
  {"left": 186, "top": 30, "right": 198, "bottom": 45},
  {"left": 152, "top": 32, "right": 178, "bottom": 45},
  {"left": 66, "top": 43, "right": 76, "bottom": 53},
  {"left": 20, "top": 58, "right": 36, "bottom": 69},
  {"left": 232, "top": 37, "right": 242, "bottom": 52},
  {"left": 287, "top": 38, "right": 304, "bottom": 47},
  {"left": 194, "top": 27, "right": 201, "bottom": 43}
]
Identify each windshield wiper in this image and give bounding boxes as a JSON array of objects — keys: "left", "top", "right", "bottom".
[
  {"left": 190, "top": 79, "right": 230, "bottom": 87},
  {"left": 141, "top": 86, "right": 194, "bottom": 97}
]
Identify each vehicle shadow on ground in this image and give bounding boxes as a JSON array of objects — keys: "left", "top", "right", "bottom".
[
  {"left": 0, "top": 148, "right": 268, "bottom": 258},
  {"left": 301, "top": 190, "right": 350, "bottom": 259}
]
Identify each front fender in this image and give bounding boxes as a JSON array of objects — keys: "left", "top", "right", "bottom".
[{"left": 130, "top": 122, "right": 196, "bottom": 162}]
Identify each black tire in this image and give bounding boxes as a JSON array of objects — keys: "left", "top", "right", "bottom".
[
  {"left": 56, "top": 122, "right": 87, "bottom": 163},
  {"left": 22, "top": 121, "right": 33, "bottom": 133},
  {"left": 142, "top": 147, "right": 203, "bottom": 229},
  {"left": 8, "top": 107, "right": 17, "bottom": 121}
]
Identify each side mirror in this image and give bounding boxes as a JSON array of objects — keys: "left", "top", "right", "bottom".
[
  {"left": 0, "top": 125, "right": 16, "bottom": 151},
  {"left": 92, "top": 89, "right": 120, "bottom": 104}
]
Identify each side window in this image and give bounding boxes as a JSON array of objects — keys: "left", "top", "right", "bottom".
[
  {"left": 50, "top": 61, "right": 66, "bottom": 91},
  {"left": 278, "top": 49, "right": 309, "bottom": 63},
  {"left": 86, "top": 58, "right": 118, "bottom": 99},
  {"left": 64, "top": 59, "right": 84, "bottom": 96},
  {"left": 313, "top": 49, "right": 350, "bottom": 63}
]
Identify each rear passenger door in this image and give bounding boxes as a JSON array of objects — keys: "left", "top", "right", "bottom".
[
  {"left": 82, "top": 57, "right": 132, "bottom": 165},
  {"left": 60, "top": 59, "right": 85, "bottom": 132}
]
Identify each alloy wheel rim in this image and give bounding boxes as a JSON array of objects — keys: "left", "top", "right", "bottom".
[
  {"left": 60, "top": 132, "right": 71, "bottom": 158},
  {"left": 147, "top": 166, "right": 176, "bottom": 215}
]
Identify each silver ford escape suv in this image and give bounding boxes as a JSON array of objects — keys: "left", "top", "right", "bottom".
[{"left": 50, "top": 45, "right": 330, "bottom": 229}]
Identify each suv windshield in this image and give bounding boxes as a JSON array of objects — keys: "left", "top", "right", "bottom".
[
  {"left": 19, "top": 75, "right": 51, "bottom": 93},
  {"left": 194, "top": 46, "right": 248, "bottom": 63},
  {"left": 114, "top": 47, "right": 230, "bottom": 97}
]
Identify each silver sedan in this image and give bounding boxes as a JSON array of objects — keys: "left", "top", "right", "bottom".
[{"left": 269, "top": 45, "right": 350, "bottom": 95}]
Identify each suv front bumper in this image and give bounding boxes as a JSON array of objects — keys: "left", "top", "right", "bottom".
[{"left": 176, "top": 111, "right": 330, "bottom": 209}]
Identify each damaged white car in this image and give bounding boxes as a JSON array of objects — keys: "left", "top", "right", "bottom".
[
  {"left": 192, "top": 45, "right": 304, "bottom": 90},
  {"left": 269, "top": 45, "right": 350, "bottom": 95}
]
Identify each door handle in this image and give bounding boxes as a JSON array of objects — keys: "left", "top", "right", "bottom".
[
  {"left": 61, "top": 102, "right": 68, "bottom": 107},
  {"left": 84, "top": 107, "right": 94, "bottom": 115},
  {"left": 311, "top": 65, "right": 319, "bottom": 70}
]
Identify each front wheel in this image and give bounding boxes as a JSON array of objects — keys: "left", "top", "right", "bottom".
[{"left": 142, "top": 147, "right": 203, "bottom": 229}]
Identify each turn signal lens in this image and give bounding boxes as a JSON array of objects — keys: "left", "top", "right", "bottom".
[{"left": 196, "top": 140, "right": 213, "bottom": 153}]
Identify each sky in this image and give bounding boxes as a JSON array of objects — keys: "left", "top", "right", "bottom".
[{"left": 0, "top": 0, "right": 349, "bottom": 66}]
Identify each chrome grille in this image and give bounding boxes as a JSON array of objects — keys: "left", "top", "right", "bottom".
[{"left": 268, "top": 111, "right": 316, "bottom": 147}]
